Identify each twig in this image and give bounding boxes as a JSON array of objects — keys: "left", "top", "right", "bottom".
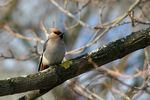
[
  {"left": 50, "top": 0, "right": 93, "bottom": 29},
  {"left": 111, "top": 87, "right": 131, "bottom": 100},
  {"left": 73, "top": 0, "right": 91, "bottom": 14},
  {"left": 0, "top": 0, "right": 13, "bottom": 7},
  {"left": 40, "top": 21, "right": 49, "bottom": 39},
  {"left": 0, "top": 48, "right": 38, "bottom": 61},
  {"left": 67, "top": 80, "right": 104, "bottom": 100},
  {"left": 4, "top": 25, "right": 44, "bottom": 43},
  {"left": 66, "top": 0, "right": 141, "bottom": 55}
]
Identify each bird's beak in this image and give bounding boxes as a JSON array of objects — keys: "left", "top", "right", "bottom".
[
  {"left": 60, "top": 32, "right": 64, "bottom": 36},
  {"left": 59, "top": 33, "right": 64, "bottom": 39}
]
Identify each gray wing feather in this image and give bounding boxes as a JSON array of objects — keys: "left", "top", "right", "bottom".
[{"left": 38, "top": 38, "right": 50, "bottom": 71}]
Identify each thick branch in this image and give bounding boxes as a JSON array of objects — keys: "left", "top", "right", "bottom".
[{"left": 0, "top": 27, "right": 150, "bottom": 96}]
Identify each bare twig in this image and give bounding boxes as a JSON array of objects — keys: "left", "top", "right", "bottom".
[
  {"left": 4, "top": 25, "right": 44, "bottom": 43},
  {"left": 73, "top": 0, "right": 91, "bottom": 14},
  {"left": 0, "top": 0, "right": 13, "bottom": 7},
  {"left": 40, "top": 21, "right": 49, "bottom": 39},
  {"left": 0, "top": 48, "right": 38, "bottom": 61},
  {"left": 50, "top": 0, "right": 93, "bottom": 29},
  {"left": 111, "top": 87, "right": 130, "bottom": 100},
  {"left": 66, "top": 0, "right": 141, "bottom": 55},
  {"left": 67, "top": 80, "right": 104, "bottom": 100}
]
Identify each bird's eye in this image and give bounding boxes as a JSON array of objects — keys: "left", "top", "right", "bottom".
[{"left": 54, "top": 31, "right": 61, "bottom": 35}]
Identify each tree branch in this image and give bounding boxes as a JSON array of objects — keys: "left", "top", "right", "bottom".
[{"left": 0, "top": 26, "right": 150, "bottom": 96}]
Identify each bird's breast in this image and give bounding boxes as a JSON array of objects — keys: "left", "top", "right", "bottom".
[{"left": 42, "top": 39, "right": 65, "bottom": 65}]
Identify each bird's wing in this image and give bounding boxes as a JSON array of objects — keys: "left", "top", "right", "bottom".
[{"left": 38, "top": 38, "right": 50, "bottom": 71}]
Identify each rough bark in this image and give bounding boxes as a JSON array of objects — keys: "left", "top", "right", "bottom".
[{"left": 0, "top": 26, "right": 150, "bottom": 96}]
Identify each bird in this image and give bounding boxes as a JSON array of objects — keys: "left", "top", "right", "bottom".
[
  {"left": 18, "top": 28, "right": 66, "bottom": 100},
  {"left": 38, "top": 28, "right": 66, "bottom": 71}
]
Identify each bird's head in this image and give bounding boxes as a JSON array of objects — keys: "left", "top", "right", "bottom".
[{"left": 49, "top": 28, "right": 64, "bottom": 39}]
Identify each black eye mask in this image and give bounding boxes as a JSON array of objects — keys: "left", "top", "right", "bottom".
[
  {"left": 59, "top": 33, "right": 64, "bottom": 39},
  {"left": 53, "top": 31, "right": 64, "bottom": 39}
]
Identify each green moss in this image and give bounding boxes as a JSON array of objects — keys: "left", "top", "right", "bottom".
[{"left": 60, "top": 60, "right": 73, "bottom": 69}]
